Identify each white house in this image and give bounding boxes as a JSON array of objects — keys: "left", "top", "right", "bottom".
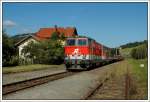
[{"left": 15, "top": 35, "right": 39, "bottom": 59}]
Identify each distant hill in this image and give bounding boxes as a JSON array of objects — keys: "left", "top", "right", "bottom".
[
  {"left": 120, "top": 40, "right": 147, "bottom": 58},
  {"left": 120, "top": 40, "right": 147, "bottom": 49},
  {"left": 11, "top": 33, "right": 35, "bottom": 44}
]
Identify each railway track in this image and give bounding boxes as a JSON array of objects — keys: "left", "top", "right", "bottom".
[
  {"left": 3, "top": 71, "right": 76, "bottom": 95},
  {"left": 84, "top": 76, "right": 109, "bottom": 99}
]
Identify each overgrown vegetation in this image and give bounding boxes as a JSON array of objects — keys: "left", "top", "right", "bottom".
[
  {"left": 127, "top": 58, "right": 148, "bottom": 99},
  {"left": 120, "top": 47, "right": 133, "bottom": 58},
  {"left": 2, "top": 30, "right": 18, "bottom": 66},
  {"left": 120, "top": 40, "right": 147, "bottom": 59},
  {"left": 130, "top": 44, "right": 147, "bottom": 59},
  {"left": 21, "top": 32, "right": 64, "bottom": 65}
]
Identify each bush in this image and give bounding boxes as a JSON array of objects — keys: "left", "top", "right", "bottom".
[
  {"left": 130, "top": 44, "right": 147, "bottom": 59},
  {"left": 21, "top": 39, "right": 64, "bottom": 65},
  {"left": 19, "top": 58, "right": 34, "bottom": 65},
  {"left": 2, "top": 30, "right": 18, "bottom": 66},
  {"left": 9, "top": 56, "right": 19, "bottom": 66},
  {"left": 2, "top": 31, "right": 17, "bottom": 66},
  {"left": 3, "top": 56, "right": 19, "bottom": 67}
]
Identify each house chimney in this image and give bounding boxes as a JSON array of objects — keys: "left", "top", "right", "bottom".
[{"left": 54, "top": 25, "right": 58, "bottom": 32}]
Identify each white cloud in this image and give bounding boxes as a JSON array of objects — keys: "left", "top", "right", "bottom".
[{"left": 3, "top": 20, "right": 16, "bottom": 27}]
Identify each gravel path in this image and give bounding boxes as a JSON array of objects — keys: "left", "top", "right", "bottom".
[
  {"left": 3, "top": 66, "right": 66, "bottom": 85},
  {"left": 88, "top": 61, "right": 126, "bottom": 100},
  {"left": 88, "top": 75, "right": 125, "bottom": 99},
  {"left": 3, "top": 62, "right": 122, "bottom": 100}
]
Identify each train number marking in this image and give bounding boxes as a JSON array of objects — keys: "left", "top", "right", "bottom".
[{"left": 73, "top": 48, "right": 79, "bottom": 54}]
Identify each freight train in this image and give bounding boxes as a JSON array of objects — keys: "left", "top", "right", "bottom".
[{"left": 64, "top": 36, "right": 123, "bottom": 71}]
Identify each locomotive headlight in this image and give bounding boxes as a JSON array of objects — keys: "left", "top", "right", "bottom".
[
  {"left": 65, "top": 55, "right": 70, "bottom": 59},
  {"left": 65, "top": 55, "right": 68, "bottom": 59},
  {"left": 83, "top": 55, "right": 86, "bottom": 59},
  {"left": 68, "top": 55, "right": 70, "bottom": 59}
]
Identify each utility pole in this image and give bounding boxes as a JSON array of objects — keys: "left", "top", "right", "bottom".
[{"left": 116, "top": 48, "right": 118, "bottom": 56}]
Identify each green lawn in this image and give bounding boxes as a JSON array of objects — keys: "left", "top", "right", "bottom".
[
  {"left": 3, "top": 64, "right": 64, "bottom": 74},
  {"left": 127, "top": 58, "right": 148, "bottom": 99},
  {"left": 128, "top": 58, "right": 148, "bottom": 83}
]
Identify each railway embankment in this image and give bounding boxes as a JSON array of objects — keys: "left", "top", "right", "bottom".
[
  {"left": 88, "top": 59, "right": 148, "bottom": 100},
  {"left": 3, "top": 67, "right": 66, "bottom": 85}
]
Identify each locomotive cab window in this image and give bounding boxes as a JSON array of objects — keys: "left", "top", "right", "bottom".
[
  {"left": 66, "top": 39, "right": 75, "bottom": 46},
  {"left": 78, "top": 39, "right": 87, "bottom": 46}
]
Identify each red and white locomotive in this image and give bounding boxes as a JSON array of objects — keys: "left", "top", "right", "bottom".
[{"left": 64, "top": 36, "right": 121, "bottom": 70}]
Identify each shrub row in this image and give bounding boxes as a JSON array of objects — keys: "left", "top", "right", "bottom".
[{"left": 130, "top": 44, "right": 147, "bottom": 59}]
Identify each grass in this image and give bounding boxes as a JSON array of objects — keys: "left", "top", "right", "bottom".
[
  {"left": 128, "top": 58, "right": 148, "bottom": 82},
  {"left": 120, "top": 43, "right": 147, "bottom": 58},
  {"left": 127, "top": 58, "right": 148, "bottom": 99},
  {"left": 120, "top": 47, "right": 133, "bottom": 58},
  {"left": 2, "top": 64, "right": 64, "bottom": 74},
  {"left": 119, "top": 44, "right": 147, "bottom": 99},
  {"left": 111, "top": 58, "right": 148, "bottom": 99}
]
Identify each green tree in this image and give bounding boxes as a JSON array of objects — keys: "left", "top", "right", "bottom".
[
  {"left": 21, "top": 39, "right": 64, "bottom": 65},
  {"left": 131, "top": 48, "right": 137, "bottom": 59},
  {"left": 51, "top": 32, "right": 60, "bottom": 40},
  {"left": 21, "top": 41, "right": 39, "bottom": 64},
  {"left": 60, "top": 33, "right": 65, "bottom": 40},
  {"left": 2, "top": 30, "right": 18, "bottom": 66},
  {"left": 47, "top": 40, "right": 64, "bottom": 64},
  {"left": 130, "top": 44, "right": 147, "bottom": 59}
]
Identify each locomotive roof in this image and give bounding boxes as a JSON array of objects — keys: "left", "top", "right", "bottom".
[
  {"left": 66, "top": 36, "right": 111, "bottom": 49},
  {"left": 66, "top": 36, "right": 93, "bottom": 40}
]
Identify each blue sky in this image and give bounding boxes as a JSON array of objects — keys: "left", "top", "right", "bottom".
[{"left": 3, "top": 2, "right": 147, "bottom": 47}]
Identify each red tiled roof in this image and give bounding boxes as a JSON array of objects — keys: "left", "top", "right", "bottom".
[
  {"left": 36, "top": 27, "right": 78, "bottom": 39},
  {"left": 15, "top": 27, "right": 78, "bottom": 46},
  {"left": 33, "top": 36, "right": 47, "bottom": 41}
]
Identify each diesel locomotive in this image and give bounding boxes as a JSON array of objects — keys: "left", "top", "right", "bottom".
[{"left": 64, "top": 36, "right": 123, "bottom": 70}]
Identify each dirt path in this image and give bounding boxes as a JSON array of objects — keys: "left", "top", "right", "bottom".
[{"left": 88, "top": 74, "right": 125, "bottom": 100}]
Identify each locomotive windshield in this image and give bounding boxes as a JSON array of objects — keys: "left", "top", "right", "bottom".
[
  {"left": 78, "top": 39, "right": 87, "bottom": 46},
  {"left": 67, "top": 39, "right": 75, "bottom": 46}
]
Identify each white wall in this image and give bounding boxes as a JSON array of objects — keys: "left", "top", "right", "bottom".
[{"left": 18, "top": 38, "right": 37, "bottom": 59}]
